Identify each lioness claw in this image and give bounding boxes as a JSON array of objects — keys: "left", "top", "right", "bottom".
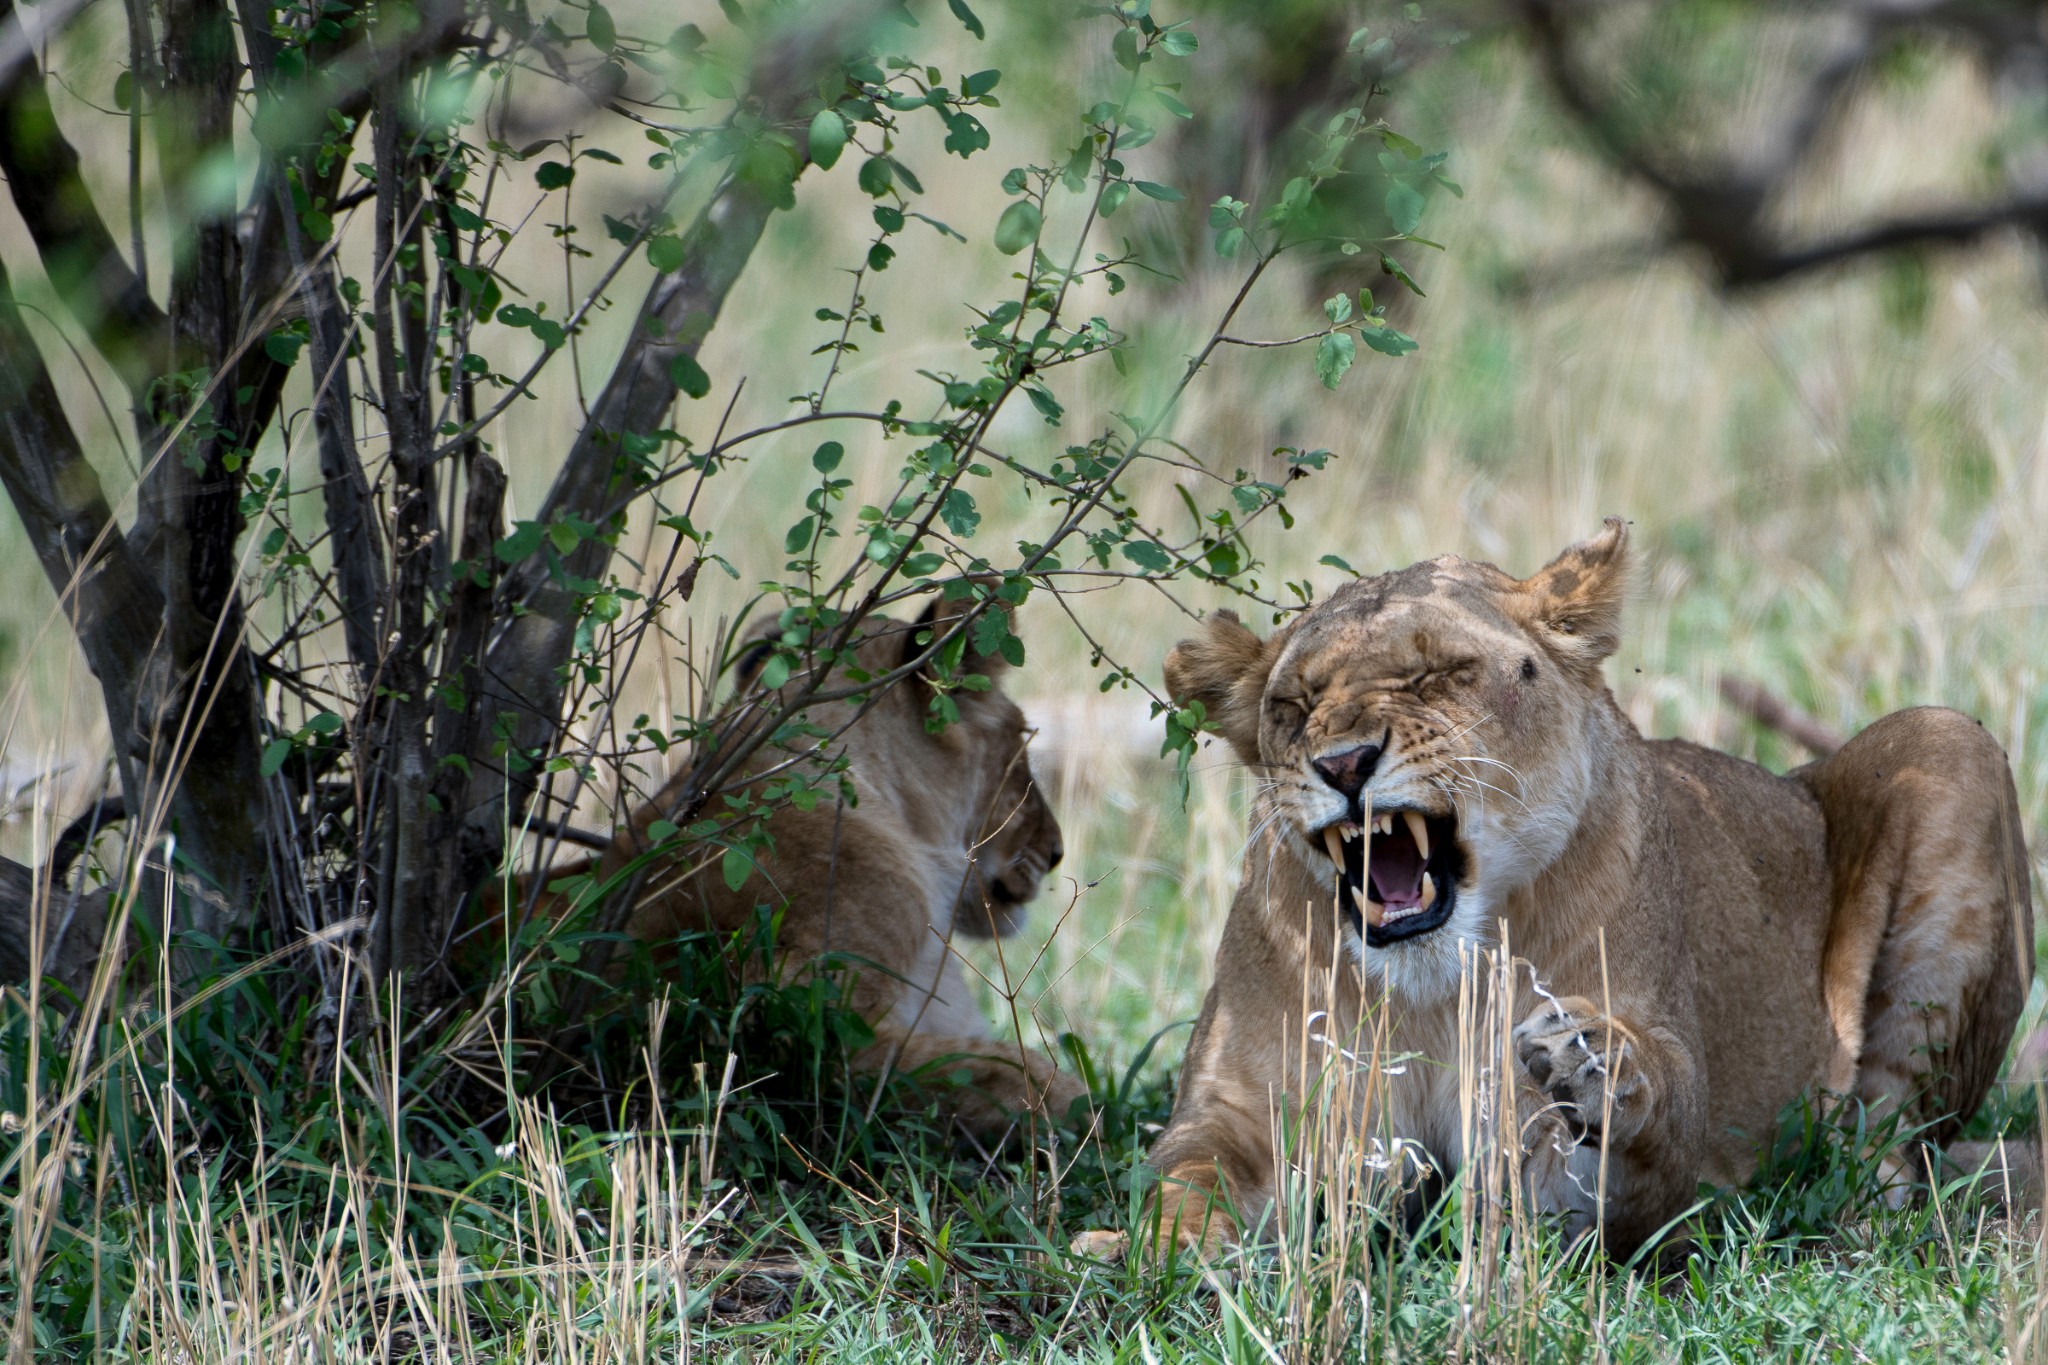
[{"left": 1514, "top": 997, "right": 1638, "bottom": 1142}]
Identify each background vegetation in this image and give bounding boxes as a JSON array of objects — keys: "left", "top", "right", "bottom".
[{"left": 5, "top": 0, "right": 2048, "bottom": 1359}]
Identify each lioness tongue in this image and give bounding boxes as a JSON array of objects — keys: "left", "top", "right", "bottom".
[{"left": 1371, "top": 816, "right": 1427, "bottom": 908}]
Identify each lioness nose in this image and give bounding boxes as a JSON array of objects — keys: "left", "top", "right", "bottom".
[
  {"left": 1313, "top": 741, "right": 1383, "bottom": 799},
  {"left": 1047, "top": 836, "right": 1064, "bottom": 869}
]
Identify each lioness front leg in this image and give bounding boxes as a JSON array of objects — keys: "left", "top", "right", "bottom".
[
  {"left": 1068, "top": 1155, "right": 1255, "bottom": 1269},
  {"left": 1513, "top": 995, "right": 1703, "bottom": 1253},
  {"left": 1070, "top": 1078, "right": 1276, "bottom": 1269}
]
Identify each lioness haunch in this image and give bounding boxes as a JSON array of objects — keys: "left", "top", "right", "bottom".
[
  {"left": 506, "top": 593, "right": 1085, "bottom": 1135},
  {"left": 1080, "top": 519, "right": 2033, "bottom": 1263}
]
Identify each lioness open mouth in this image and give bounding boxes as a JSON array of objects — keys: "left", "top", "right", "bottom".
[{"left": 1317, "top": 800, "right": 1464, "bottom": 947}]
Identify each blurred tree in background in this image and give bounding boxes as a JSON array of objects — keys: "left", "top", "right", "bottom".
[{"left": 0, "top": 0, "right": 1439, "bottom": 1049}]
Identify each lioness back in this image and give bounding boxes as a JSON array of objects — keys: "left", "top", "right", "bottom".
[{"left": 1643, "top": 738, "right": 1836, "bottom": 1183}]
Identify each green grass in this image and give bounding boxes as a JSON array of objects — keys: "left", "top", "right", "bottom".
[{"left": 6, "top": 908, "right": 2039, "bottom": 1362}]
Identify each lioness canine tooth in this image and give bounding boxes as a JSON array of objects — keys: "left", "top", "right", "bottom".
[
  {"left": 1420, "top": 872, "right": 1436, "bottom": 910},
  {"left": 1360, "top": 795, "right": 1373, "bottom": 910},
  {"left": 1405, "top": 810, "right": 1430, "bottom": 861}
]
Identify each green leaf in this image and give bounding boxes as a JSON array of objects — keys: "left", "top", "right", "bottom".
[
  {"left": 1215, "top": 225, "right": 1247, "bottom": 258},
  {"left": 812, "top": 440, "right": 844, "bottom": 473},
  {"left": 943, "top": 112, "right": 990, "bottom": 158},
  {"left": 1380, "top": 252, "right": 1426, "bottom": 296},
  {"left": 671, "top": 353, "right": 711, "bottom": 398},
  {"left": 962, "top": 69, "right": 1000, "bottom": 97},
  {"left": 646, "top": 819, "right": 679, "bottom": 843},
  {"left": 1111, "top": 27, "right": 1143, "bottom": 72},
  {"left": 113, "top": 70, "right": 134, "bottom": 110},
  {"left": 306, "top": 711, "right": 345, "bottom": 735},
  {"left": 264, "top": 328, "right": 307, "bottom": 365},
  {"left": 1315, "top": 331, "right": 1356, "bottom": 389},
  {"left": 1378, "top": 128, "right": 1423, "bottom": 158},
  {"left": 992, "top": 199, "right": 1041, "bottom": 255},
  {"left": 1360, "top": 324, "right": 1418, "bottom": 357},
  {"left": 647, "top": 233, "right": 686, "bottom": 272},
  {"left": 1120, "top": 541, "right": 1172, "bottom": 573},
  {"left": 721, "top": 844, "right": 752, "bottom": 892},
  {"left": 496, "top": 522, "right": 546, "bottom": 562},
  {"left": 946, "top": 0, "right": 984, "bottom": 38},
  {"left": 535, "top": 161, "right": 575, "bottom": 191},
  {"left": 260, "top": 739, "right": 293, "bottom": 778},
  {"left": 1323, "top": 292, "right": 1352, "bottom": 324},
  {"left": 1025, "top": 384, "right": 1063, "bottom": 424},
  {"left": 857, "top": 155, "right": 894, "bottom": 198},
  {"left": 807, "top": 108, "right": 847, "bottom": 169},
  {"left": 1385, "top": 181, "right": 1425, "bottom": 235},
  {"left": 1133, "top": 180, "right": 1183, "bottom": 202},
  {"left": 1319, "top": 554, "right": 1358, "bottom": 575},
  {"left": 586, "top": 1, "right": 615, "bottom": 50},
  {"left": 758, "top": 653, "right": 791, "bottom": 690},
  {"left": 1161, "top": 28, "right": 1197, "bottom": 55},
  {"left": 939, "top": 488, "right": 980, "bottom": 536},
  {"left": 784, "top": 515, "right": 817, "bottom": 554}
]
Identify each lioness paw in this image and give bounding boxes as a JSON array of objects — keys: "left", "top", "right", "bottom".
[
  {"left": 1070, "top": 1220, "right": 1235, "bottom": 1286},
  {"left": 1514, "top": 996, "right": 1644, "bottom": 1143},
  {"left": 1068, "top": 1229, "right": 1129, "bottom": 1262}
]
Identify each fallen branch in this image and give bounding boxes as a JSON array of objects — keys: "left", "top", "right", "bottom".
[{"left": 1717, "top": 676, "right": 1844, "bottom": 757}]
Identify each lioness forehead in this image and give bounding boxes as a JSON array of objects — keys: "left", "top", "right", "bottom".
[{"left": 1280, "top": 556, "right": 1523, "bottom": 675}]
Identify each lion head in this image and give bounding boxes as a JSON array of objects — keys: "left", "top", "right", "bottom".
[
  {"left": 1164, "top": 519, "right": 1632, "bottom": 992},
  {"left": 638, "top": 590, "right": 1063, "bottom": 943},
  {"left": 954, "top": 742, "right": 1063, "bottom": 939}
]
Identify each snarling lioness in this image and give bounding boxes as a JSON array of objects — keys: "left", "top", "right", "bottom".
[
  {"left": 510, "top": 593, "right": 1085, "bottom": 1133},
  {"left": 1087, "top": 520, "right": 2031, "bottom": 1262}
]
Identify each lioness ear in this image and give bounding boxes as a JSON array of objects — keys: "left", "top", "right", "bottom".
[
  {"left": 1164, "top": 609, "right": 1278, "bottom": 765},
  {"left": 1515, "top": 517, "right": 1631, "bottom": 671},
  {"left": 907, "top": 586, "right": 1018, "bottom": 682}
]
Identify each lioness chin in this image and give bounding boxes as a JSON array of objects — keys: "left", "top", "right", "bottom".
[{"left": 1078, "top": 519, "right": 2032, "bottom": 1265}]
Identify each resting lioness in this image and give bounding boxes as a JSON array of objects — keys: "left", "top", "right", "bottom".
[
  {"left": 1082, "top": 520, "right": 2031, "bottom": 1261},
  {"left": 509, "top": 592, "right": 1085, "bottom": 1133}
]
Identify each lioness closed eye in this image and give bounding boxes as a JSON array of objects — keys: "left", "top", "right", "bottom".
[{"left": 1076, "top": 519, "right": 2032, "bottom": 1265}]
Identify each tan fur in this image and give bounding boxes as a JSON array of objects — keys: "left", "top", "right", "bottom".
[
  {"left": 1079, "top": 520, "right": 2033, "bottom": 1264},
  {"left": 509, "top": 594, "right": 1084, "bottom": 1135}
]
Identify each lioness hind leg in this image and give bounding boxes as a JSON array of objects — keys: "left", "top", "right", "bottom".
[{"left": 1800, "top": 708, "right": 2033, "bottom": 1163}]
